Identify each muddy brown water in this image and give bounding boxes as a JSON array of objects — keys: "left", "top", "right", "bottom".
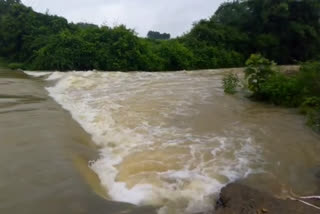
[
  {"left": 0, "top": 69, "right": 156, "bottom": 214},
  {"left": 1, "top": 68, "right": 320, "bottom": 214}
]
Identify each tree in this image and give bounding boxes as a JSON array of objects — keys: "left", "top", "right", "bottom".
[
  {"left": 147, "top": 31, "right": 171, "bottom": 40},
  {"left": 32, "top": 30, "right": 95, "bottom": 70}
]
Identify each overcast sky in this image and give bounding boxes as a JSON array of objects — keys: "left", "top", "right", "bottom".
[{"left": 21, "top": 0, "right": 225, "bottom": 37}]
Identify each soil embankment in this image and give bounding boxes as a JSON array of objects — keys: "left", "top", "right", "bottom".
[{"left": 215, "top": 183, "right": 320, "bottom": 214}]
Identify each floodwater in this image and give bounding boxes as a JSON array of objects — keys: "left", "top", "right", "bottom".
[
  {"left": 2, "top": 68, "right": 320, "bottom": 214},
  {"left": 0, "top": 69, "right": 156, "bottom": 214}
]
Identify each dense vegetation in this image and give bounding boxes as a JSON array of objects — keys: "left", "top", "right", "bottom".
[
  {"left": 1, "top": 0, "right": 320, "bottom": 71},
  {"left": 223, "top": 73, "right": 240, "bottom": 94},
  {"left": 147, "top": 31, "right": 170, "bottom": 40},
  {"left": 224, "top": 54, "right": 320, "bottom": 132}
]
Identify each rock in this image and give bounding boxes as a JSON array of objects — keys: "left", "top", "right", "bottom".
[{"left": 214, "top": 183, "right": 320, "bottom": 214}]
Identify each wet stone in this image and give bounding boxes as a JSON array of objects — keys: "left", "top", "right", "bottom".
[{"left": 214, "top": 183, "right": 320, "bottom": 214}]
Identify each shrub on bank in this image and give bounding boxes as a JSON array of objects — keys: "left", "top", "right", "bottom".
[
  {"left": 298, "top": 61, "right": 320, "bottom": 98},
  {"left": 243, "top": 54, "right": 277, "bottom": 97},
  {"left": 223, "top": 54, "right": 320, "bottom": 132},
  {"left": 300, "top": 97, "right": 320, "bottom": 132},
  {"left": 223, "top": 73, "right": 240, "bottom": 94},
  {"left": 307, "top": 110, "right": 320, "bottom": 132},
  {"left": 8, "top": 62, "right": 25, "bottom": 70},
  {"left": 259, "top": 73, "right": 302, "bottom": 107},
  {"left": 297, "top": 62, "right": 320, "bottom": 131}
]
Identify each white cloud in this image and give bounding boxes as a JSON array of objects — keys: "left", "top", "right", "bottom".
[{"left": 21, "top": 0, "right": 225, "bottom": 37}]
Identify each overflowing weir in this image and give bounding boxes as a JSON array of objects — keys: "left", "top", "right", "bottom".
[{"left": 25, "top": 70, "right": 320, "bottom": 214}]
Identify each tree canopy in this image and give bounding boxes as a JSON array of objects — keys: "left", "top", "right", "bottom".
[
  {"left": 0, "top": 0, "right": 320, "bottom": 71},
  {"left": 147, "top": 31, "right": 171, "bottom": 40}
]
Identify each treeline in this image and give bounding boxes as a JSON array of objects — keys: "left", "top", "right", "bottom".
[
  {"left": 0, "top": 0, "right": 320, "bottom": 71},
  {"left": 147, "top": 31, "right": 170, "bottom": 40}
]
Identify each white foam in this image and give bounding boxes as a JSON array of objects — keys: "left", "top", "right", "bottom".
[
  {"left": 45, "top": 71, "right": 66, "bottom": 80},
  {"left": 23, "top": 71, "right": 52, "bottom": 77},
  {"left": 44, "top": 71, "right": 262, "bottom": 213}
]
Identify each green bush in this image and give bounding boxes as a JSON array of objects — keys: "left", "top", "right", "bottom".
[
  {"left": 244, "top": 54, "right": 277, "bottom": 97},
  {"left": 156, "top": 40, "right": 195, "bottom": 71},
  {"left": 297, "top": 62, "right": 320, "bottom": 132},
  {"left": 242, "top": 57, "right": 320, "bottom": 132},
  {"left": 259, "top": 73, "right": 302, "bottom": 106},
  {"left": 243, "top": 58, "right": 320, "bottom": 108},
  {"left": 8, "top": 62, "right": 25, "bottom": 70},
  {"left": 301, "top": 97, "right": 320, "bottom": 108},
  {"left": 307, "top": 110, "right": 320, "bottom": 132},
  {"left": 223, "top": 72, "right": 240, "bottom": 94},
  {"left": 300, "top": 100, "right": 320, "bottom": 132},
  {"left": 32, "top": 30, "right": 95, "bottom": 71},
  {"left": 298, "top": 61, "right": 320, "bottom": 97},
  {"left": 300, "top": 97, "right": 320, "bottom": 116}
]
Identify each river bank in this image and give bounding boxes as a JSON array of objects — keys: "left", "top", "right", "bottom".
[{"left": 214, "top": 181, "right": 320, "bottom": 214}]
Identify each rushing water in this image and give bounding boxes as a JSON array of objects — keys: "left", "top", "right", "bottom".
[
  {"left": 2, "top": 69, "right": 320, "bottom": 214},
  {"left": 0, "top": 69, "right": 156, "bottom": 214}
]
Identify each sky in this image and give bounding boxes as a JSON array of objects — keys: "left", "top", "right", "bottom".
[{"left": 21, "top": 0, "right": 225, "bottom": 37}]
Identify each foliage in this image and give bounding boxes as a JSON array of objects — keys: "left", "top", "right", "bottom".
[
  {"left": 147, "top": 31, "right": 170, "bottom": 40},
  {"left": 156, "top": 40, "right": 195, "bottom": 71},
  {"left": 241, "top": 56, "right": 320, "bottom": 132},
  {"left": 185, "top": 0, "right": 320, "bottom": 64},
  {"left": 301, "top": 97, "right": 320, "bottom": 132},
  {"left": 301, "top": 97, "right": 320, "bottom": 109},
  {"left": 298, "top": 61, "right": 320, "bottom": 97},
  {"left": 306, "top": 110, "right": 320, "bottom": 132},
  {"left": 31, "top": 30, "right": 95, "bottom": 71},
  {"left": 223, "top": 73, "right": 240, "bottom": 94},
  {"left": 1, "top": 0, "right": 320, "bottom": 71},
  {"left": 298, "top": 62, "right": 320, "bottom": 131},
  {"left": 259, "top": 73, "right": 302, "bottom": 106},
  {"left": 243, "top": 57, "right": 320, "bottom": 108},
  {"left": 244, "top": 54, "right": 277, "bottom": 96},
  {"left": 8, "top": 62, "right": 25, "bottom": 70}
]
